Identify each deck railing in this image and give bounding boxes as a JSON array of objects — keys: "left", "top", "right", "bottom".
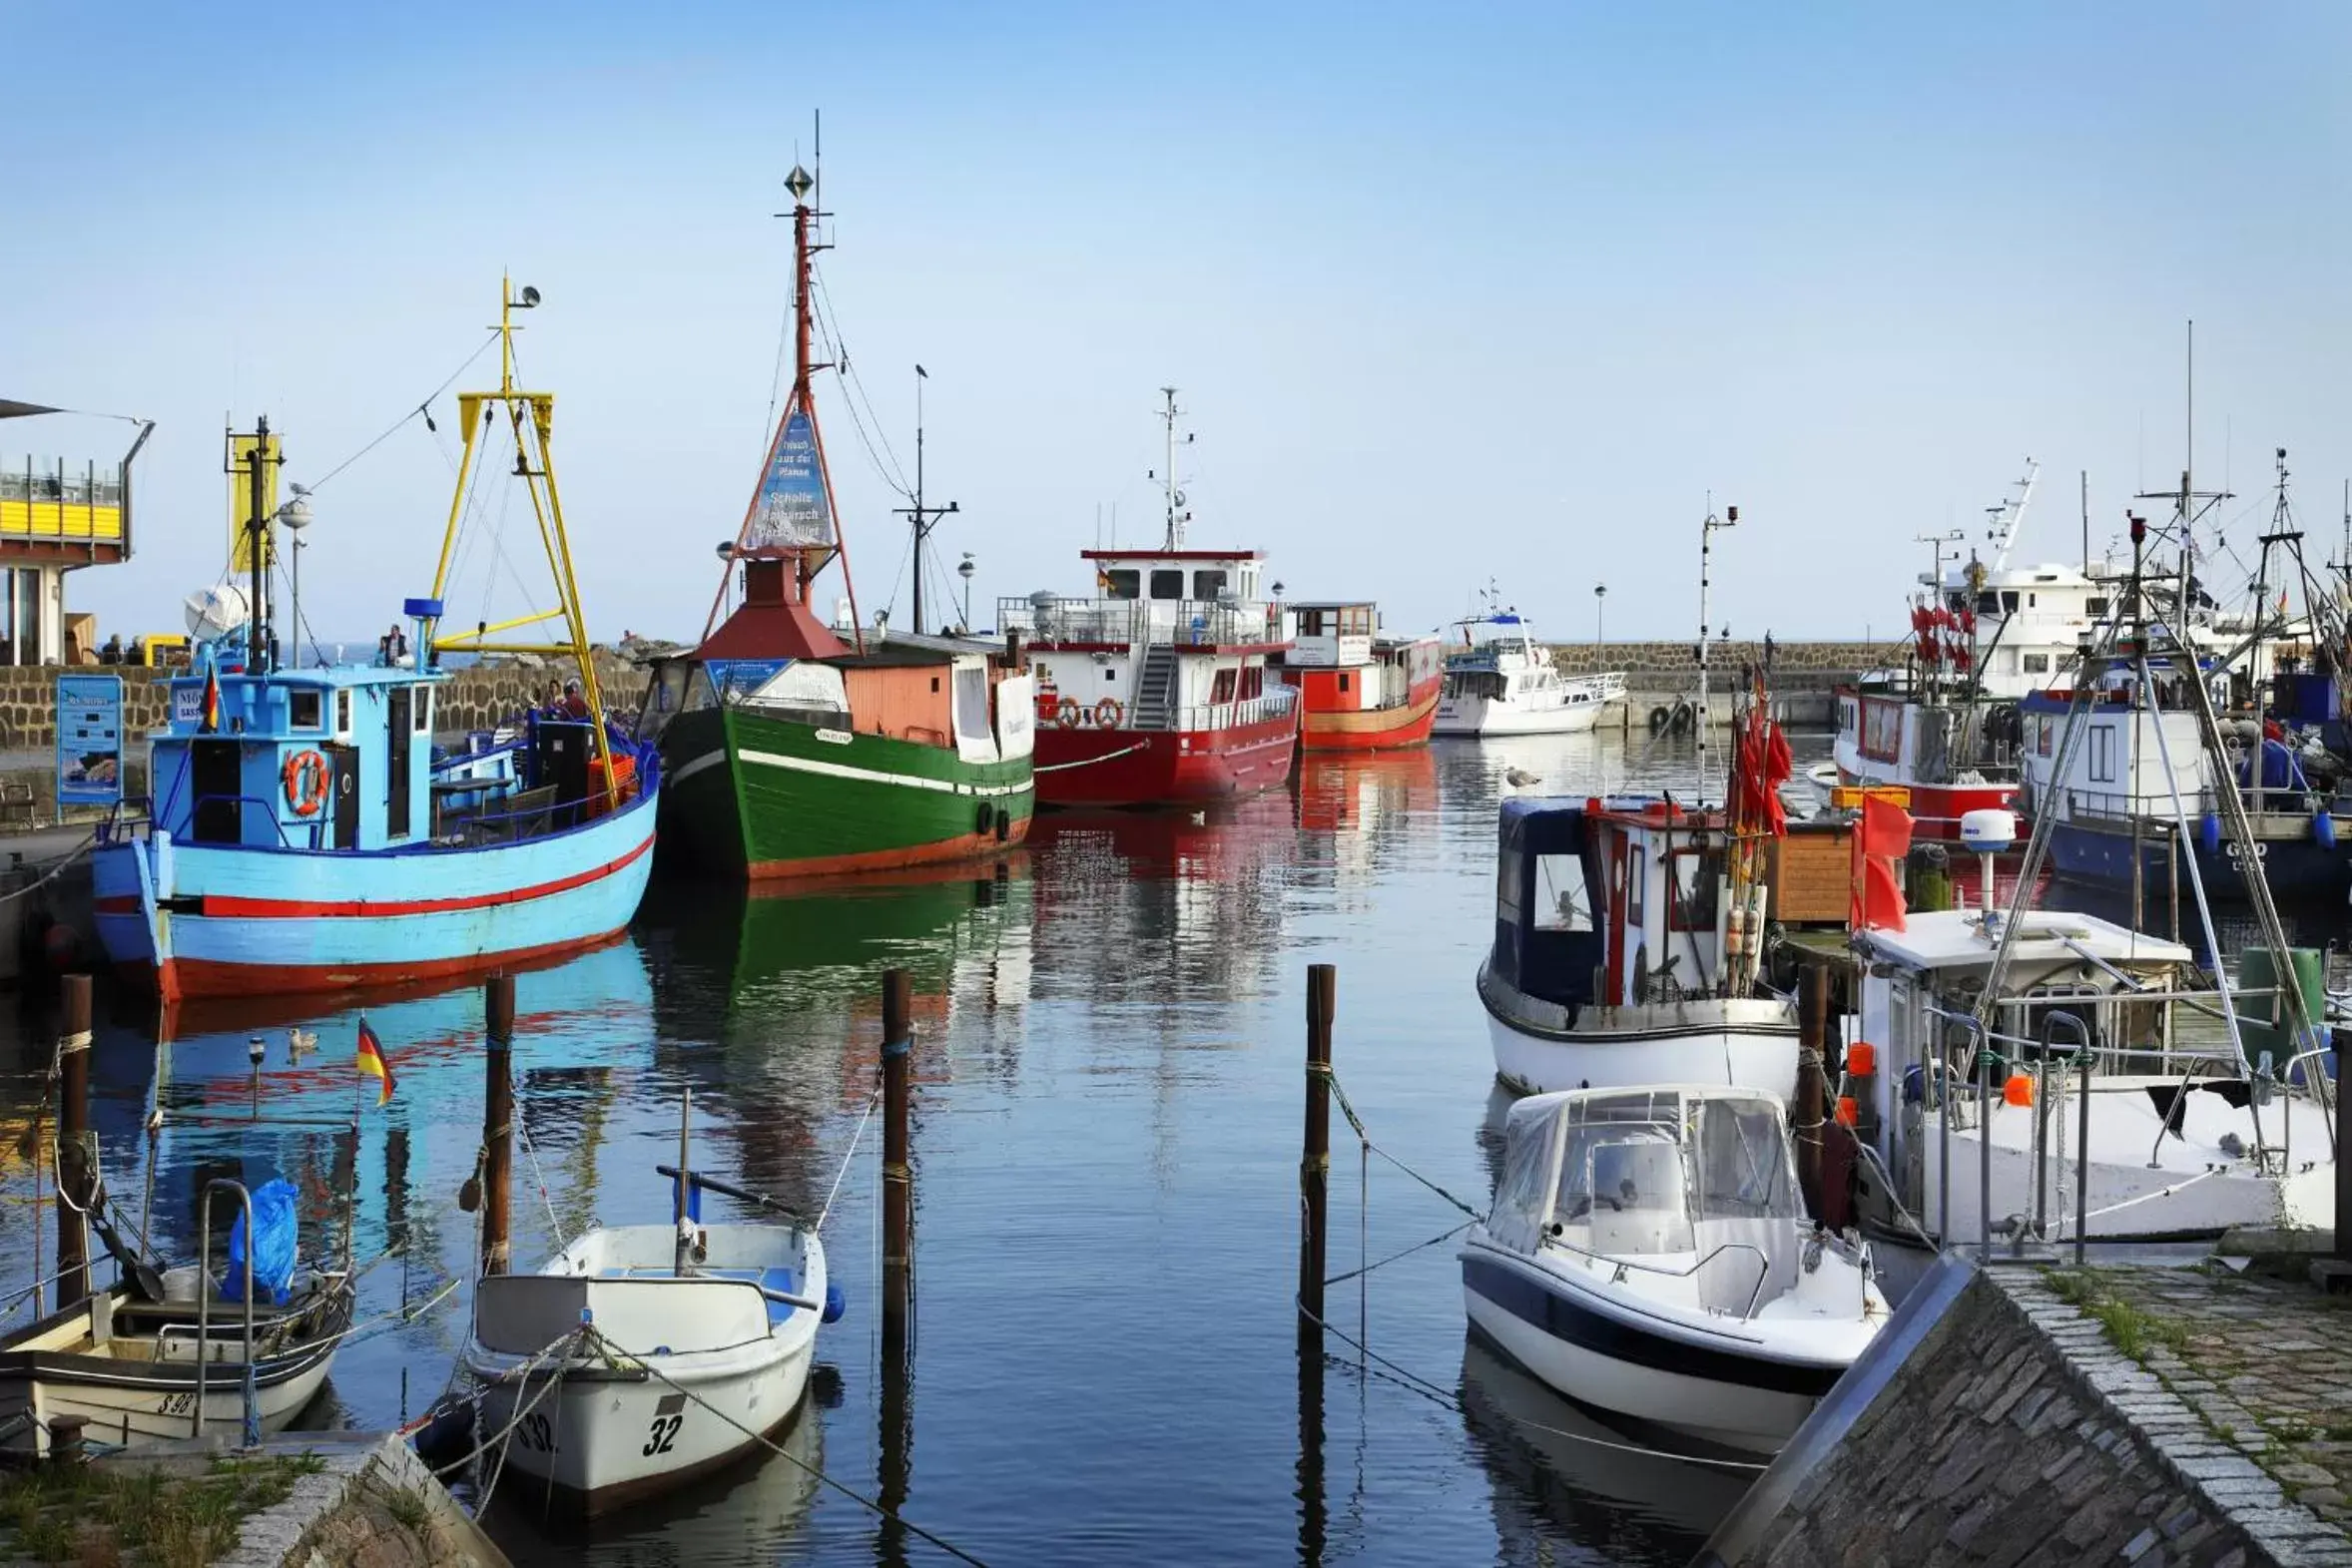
[{"left": 998, "top": 596, "right": 1284, "bottom": 648}]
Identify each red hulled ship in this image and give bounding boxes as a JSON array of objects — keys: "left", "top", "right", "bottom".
[
  {"left": 1276, "top": 602, "right": 1442, "bottom": 751},
  {"left": 1002, "top": 389, "right": 1299, "bottom": 806}
]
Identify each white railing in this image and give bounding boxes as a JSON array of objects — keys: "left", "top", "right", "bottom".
[
  {"left": 1000, "top": 596, "right": 1284, "bottom": 648},
  {"left": 1166, "top": 688, "right": 1299, "bottom": 733}
]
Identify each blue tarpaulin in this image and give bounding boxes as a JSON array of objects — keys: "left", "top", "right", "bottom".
[
  {"left": 226, "top": 1178, "right": 299, "bottom": 1305},
  {"left": 2239, "top": 738, "right": 2308, "bottom": 793}
]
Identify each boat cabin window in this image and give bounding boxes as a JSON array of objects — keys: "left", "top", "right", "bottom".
[
  {"left": 2022, "top": 653, "right": 2050, "bottom": 674},
  {"left": 1296, "top": 609, "right": 1327, "bottom": 636},
  {"left": 2087, "top": 725, "right": 2116, "bottom": 784},
  {"left": 1342, "top": 606, "right": 1372, "bottom": 636},
  {"left": 1694, "top": 1098, "right": 1803, "bottom": 1221},
  {"left": 1192, "top": 569, "right": 1228, "bottom": 599},
  {"left": 1240, "top": 666, "right": 1263, "bottom": 699},
  {"left": 336, "top": 691, "right": 351, "bottom": 734},
  {"left": 2086, "top": 596, "right": 2109, "bottom": 617},
  {"left": 1337, "top": 673, "right": 1350, "bottom": 695},
  {"left": 1150, "top": 569, "right": 1185, "bottom": 600},
  {"left": 291, "top": 690, "right": 322, "bottom": 730},
  {"left": 1212, "top": 669, "right": 1238, "bottom": 704},
  {"left": 1104, "top": 570, "right": 1140, "bottom": 601},
  {"left": 414, "top": 689, "right": 431, "bottom": 733},
  {"left": 1531, "top": 853, "right": 1593, "bottom": 932},
  {"left": 2002, "top": 591, "right": 2021, "bottom": 613},
  {"left": 1625, "top": 844, "right": 1645, "bottom": 925},
  {"left": 1556, "top": 1124, "right": 1692, "bottom": 1254},
  {"left": 1493, "top": 1124, "right": 1558, "bottom": 1242},
  {"left": 1667, "top": 847, "right": 1722, "bottom": 932}
]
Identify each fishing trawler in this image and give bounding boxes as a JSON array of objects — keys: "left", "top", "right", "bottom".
[
  {"left": 641, "top": 165, "right": 1036, "bottom": 878},
  {"left": 1477, "top": 684, "right": 1801, "bottom": 1096},
  {"left": 92, "top": 284, "right": 658, "bottom": 1002},
  {"left": 1435, "top": 603, "right": 1622, "bottom": 737},
  {"left": 1276, "top": 602, "right": 1443, "bottom": 751},
  {"left": 1000, "top": 391, "right": 1299, "bottom": 806}
]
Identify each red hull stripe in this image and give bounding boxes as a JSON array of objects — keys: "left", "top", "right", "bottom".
[
  {"left": 146, "top": 928, "right": 635, "bottom": 1000},
  {"left": 746, "top": 824, "right": 1030, "bottom": 882},
  {"left": 178, "top": 834, "right": 654, "bottom": 920}
]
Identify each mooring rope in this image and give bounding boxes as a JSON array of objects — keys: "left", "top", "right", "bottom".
[
  {"left": 0, "top": 833, "right": 95, "bottom": 907},
  {"left": 581, "top": 1323, "right": 996, "bottom": 1567},
  {"left": 819, "top": 1078, "right": 883, "bottom": 1233},
  {"left": 1307, "top": 1062, "right": 1486, "bottom": 1221},
  {"left": 1032, "top": 741, "right": 1152, "bottom": 774}
]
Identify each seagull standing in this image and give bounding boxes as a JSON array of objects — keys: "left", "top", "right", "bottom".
[{"left": 1504, "top": 767, "right": 1542, "bottom": 788}]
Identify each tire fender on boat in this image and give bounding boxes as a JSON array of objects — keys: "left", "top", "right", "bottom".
[
  {"left": 1648, "top": 706, "right": 1671, "bottom": 735},
  {"left": 2316, "top": 807, "right": 2338, "bottom": 850}
]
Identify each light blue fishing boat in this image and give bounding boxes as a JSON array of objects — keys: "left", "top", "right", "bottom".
[{"left": 93, "top": 281, "right": 659, "bottom": 1002}]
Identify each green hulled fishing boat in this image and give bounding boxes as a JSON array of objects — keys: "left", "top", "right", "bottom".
[{"left": 640, "top": 164, "right": 1035, "bottom": 880}]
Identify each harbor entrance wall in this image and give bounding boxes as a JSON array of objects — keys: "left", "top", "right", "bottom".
[{"left": 1700, "top": 1257, "right": 2348, "bottom": 1567}]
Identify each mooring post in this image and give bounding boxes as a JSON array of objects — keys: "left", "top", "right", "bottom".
[
  {"left": 882, "top": 966, "right": 913, "bottom": 1344},
  {"left": 483, "top": 973, "right": 515, "bottom": 1278},
  {"left": 1300, "top": 963, "right": 1335, "bottom": 1345},
  {"left": 55, "top": 972, "right": 92, "bottom": 1311},
  {"left": 1795, "top": 963, "right": 1828, "bottom": 1220}
]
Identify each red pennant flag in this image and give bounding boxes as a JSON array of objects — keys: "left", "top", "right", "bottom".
[
  {"left": 1851, "top": 794, "right": 1916, "bottom": 932},
  {"left": 200, "top": 666, "right": 222, "bottom": 735}
]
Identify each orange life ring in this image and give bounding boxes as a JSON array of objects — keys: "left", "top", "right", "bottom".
[
  {"left": 1093, "top": 697, "right": 1124, "bottom": 729},
  {"left": 284, "top": 750, "right": 329, "bottom": 816},
  {"left": 1055, "top": 697, "right": 1081, "bottom": 729}
]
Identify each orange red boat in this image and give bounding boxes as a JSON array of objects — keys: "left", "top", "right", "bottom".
[{"left": 1277, "top": 601, "right": 1442, "bottom": 752}]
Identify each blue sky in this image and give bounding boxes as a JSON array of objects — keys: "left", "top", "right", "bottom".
[{"left": 9, "top": 2, "right": 2350, "bottom": 651}]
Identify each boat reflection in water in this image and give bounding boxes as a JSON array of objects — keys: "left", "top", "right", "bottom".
[
  {"left": 1460, "top": 1330, "right": 1752, "bottom": 1565},
  {"left": 1293, "top": 747, "right": 1441, "bottom": 894},
  {"left": 484, "top": 1364, "right": 827, "bottom": 1565}
]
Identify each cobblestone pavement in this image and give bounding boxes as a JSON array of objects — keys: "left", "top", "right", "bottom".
[{"left": 2058, "top": 1265, "right": 2352, "bottom": 1540}]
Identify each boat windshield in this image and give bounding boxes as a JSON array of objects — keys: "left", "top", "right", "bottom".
[
  {"left": 1692, "top": 1096, "right": 1804, "bottom": 1221},
  {"left": 1555, "top": 1122, "right": 1693, "bottom": 1255}
]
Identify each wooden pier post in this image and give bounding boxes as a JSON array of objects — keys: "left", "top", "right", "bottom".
[
  {"left": 1795, "top": 963, "right": 1828, "bottom": 1221},
  {"left": 482, "top": 974, "right": 514, "bottom": 1278},
  {"left": 882, "top": 967, "right": 913, "bottom": 1345},
  {"left": 1300, "top": 963, "right": 1335, "bottom": 1345},
  {"left": 54, "top": 973, "right": 92, "bottom": 1310}
]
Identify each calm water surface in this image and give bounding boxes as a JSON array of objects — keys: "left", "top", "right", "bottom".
[{"left": 3, "top": 730, "right": 1837, "bottom": 1566}]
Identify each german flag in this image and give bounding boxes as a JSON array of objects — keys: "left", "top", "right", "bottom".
[
  {"left": 200, "top": 665, "right": 221, "bottom": 735},
  {"left": 354, "top": 1019, "right": 394, "bottom": 1106}
]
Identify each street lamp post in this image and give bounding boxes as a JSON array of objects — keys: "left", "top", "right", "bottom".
[
  {"left": 1594, "top": 583, "right": 1606, "bottom": 657},
  {"left": 278, "top": 487, "right": 312, "bottom": 668},
  {"left": 957, "top": 553, "right": 975, "bottom": 633}
]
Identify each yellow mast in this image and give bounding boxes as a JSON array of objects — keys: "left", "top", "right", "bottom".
[{"left": 426, "top": 277, "right": 616, "bottom": 803}]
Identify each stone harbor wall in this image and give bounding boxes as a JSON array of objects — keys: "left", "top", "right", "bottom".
[
  {"left": 217, "top": 1432, "right": 507, "bottom": 1568},
  {"left": 0, "top": 650, "right": 644, "bottom": 750},
  {"left": 1546, "top": 640, "right": 1887, "bottom": 691},
  {"left": 1700, "top": 1258, "right": 2352, "bottom": 1567}
]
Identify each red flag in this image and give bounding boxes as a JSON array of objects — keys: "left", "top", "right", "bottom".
[{"left": 1850, "top": 794, "right": 1916, "bottom": 932}]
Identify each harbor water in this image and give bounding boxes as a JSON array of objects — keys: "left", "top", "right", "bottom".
[{"left": 0, "top": 726, "right": 2067, "bottom": 1566}]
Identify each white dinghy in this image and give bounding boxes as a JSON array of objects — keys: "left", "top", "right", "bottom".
[
  {"left": 1461, "top": 1086, "right": 1888, "bottom": 1454},
  {"left": 462, "top": 1102, "right": 838, "bottom": 1514}
]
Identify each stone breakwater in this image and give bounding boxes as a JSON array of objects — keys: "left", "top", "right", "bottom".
[
  {"left": 1546, "top": 640, "right": 1887, "bottom": 691},
  {"left": 0, "top": 652, "right": 642, "bottom": 750},
  {"left": 1702, "top": 1258, "right": 2352, "bottom": 1568}
]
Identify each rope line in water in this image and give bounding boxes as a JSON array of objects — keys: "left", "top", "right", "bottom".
[{"left": 583, "top": 1323, "right": 995, "bottom": 1568}]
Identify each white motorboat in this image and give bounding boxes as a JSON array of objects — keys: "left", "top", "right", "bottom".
[
  {"left": 0, "top": 1179, "right": 351, "bottom": 1456},
  {"left": 1461, "top": 1085, "right": 1889, "bottom": 1454},
  {"left": 463, "top": 1163, "right": 835, "bottom": 1514},
  {"left": 1479, "top": 794, "right": 1799, "bottom": 1099},
  {"left": 1435, "top": 609, "right": 1622, "bottom": 737},
  {"left": 1848, "top": 907, "right": 2338, "bottom": 1247}
]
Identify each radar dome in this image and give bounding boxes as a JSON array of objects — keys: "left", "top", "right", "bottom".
[{"left": 183, "top": 584, "right": 252, "bottom": 643}]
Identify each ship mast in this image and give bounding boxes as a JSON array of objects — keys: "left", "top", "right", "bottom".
[
  {"left": 699, "top": 155, "right": 866, "bottom": 654},
  {"left": 1157, "top": 386, "right": 1188, "bottom": 550}
]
